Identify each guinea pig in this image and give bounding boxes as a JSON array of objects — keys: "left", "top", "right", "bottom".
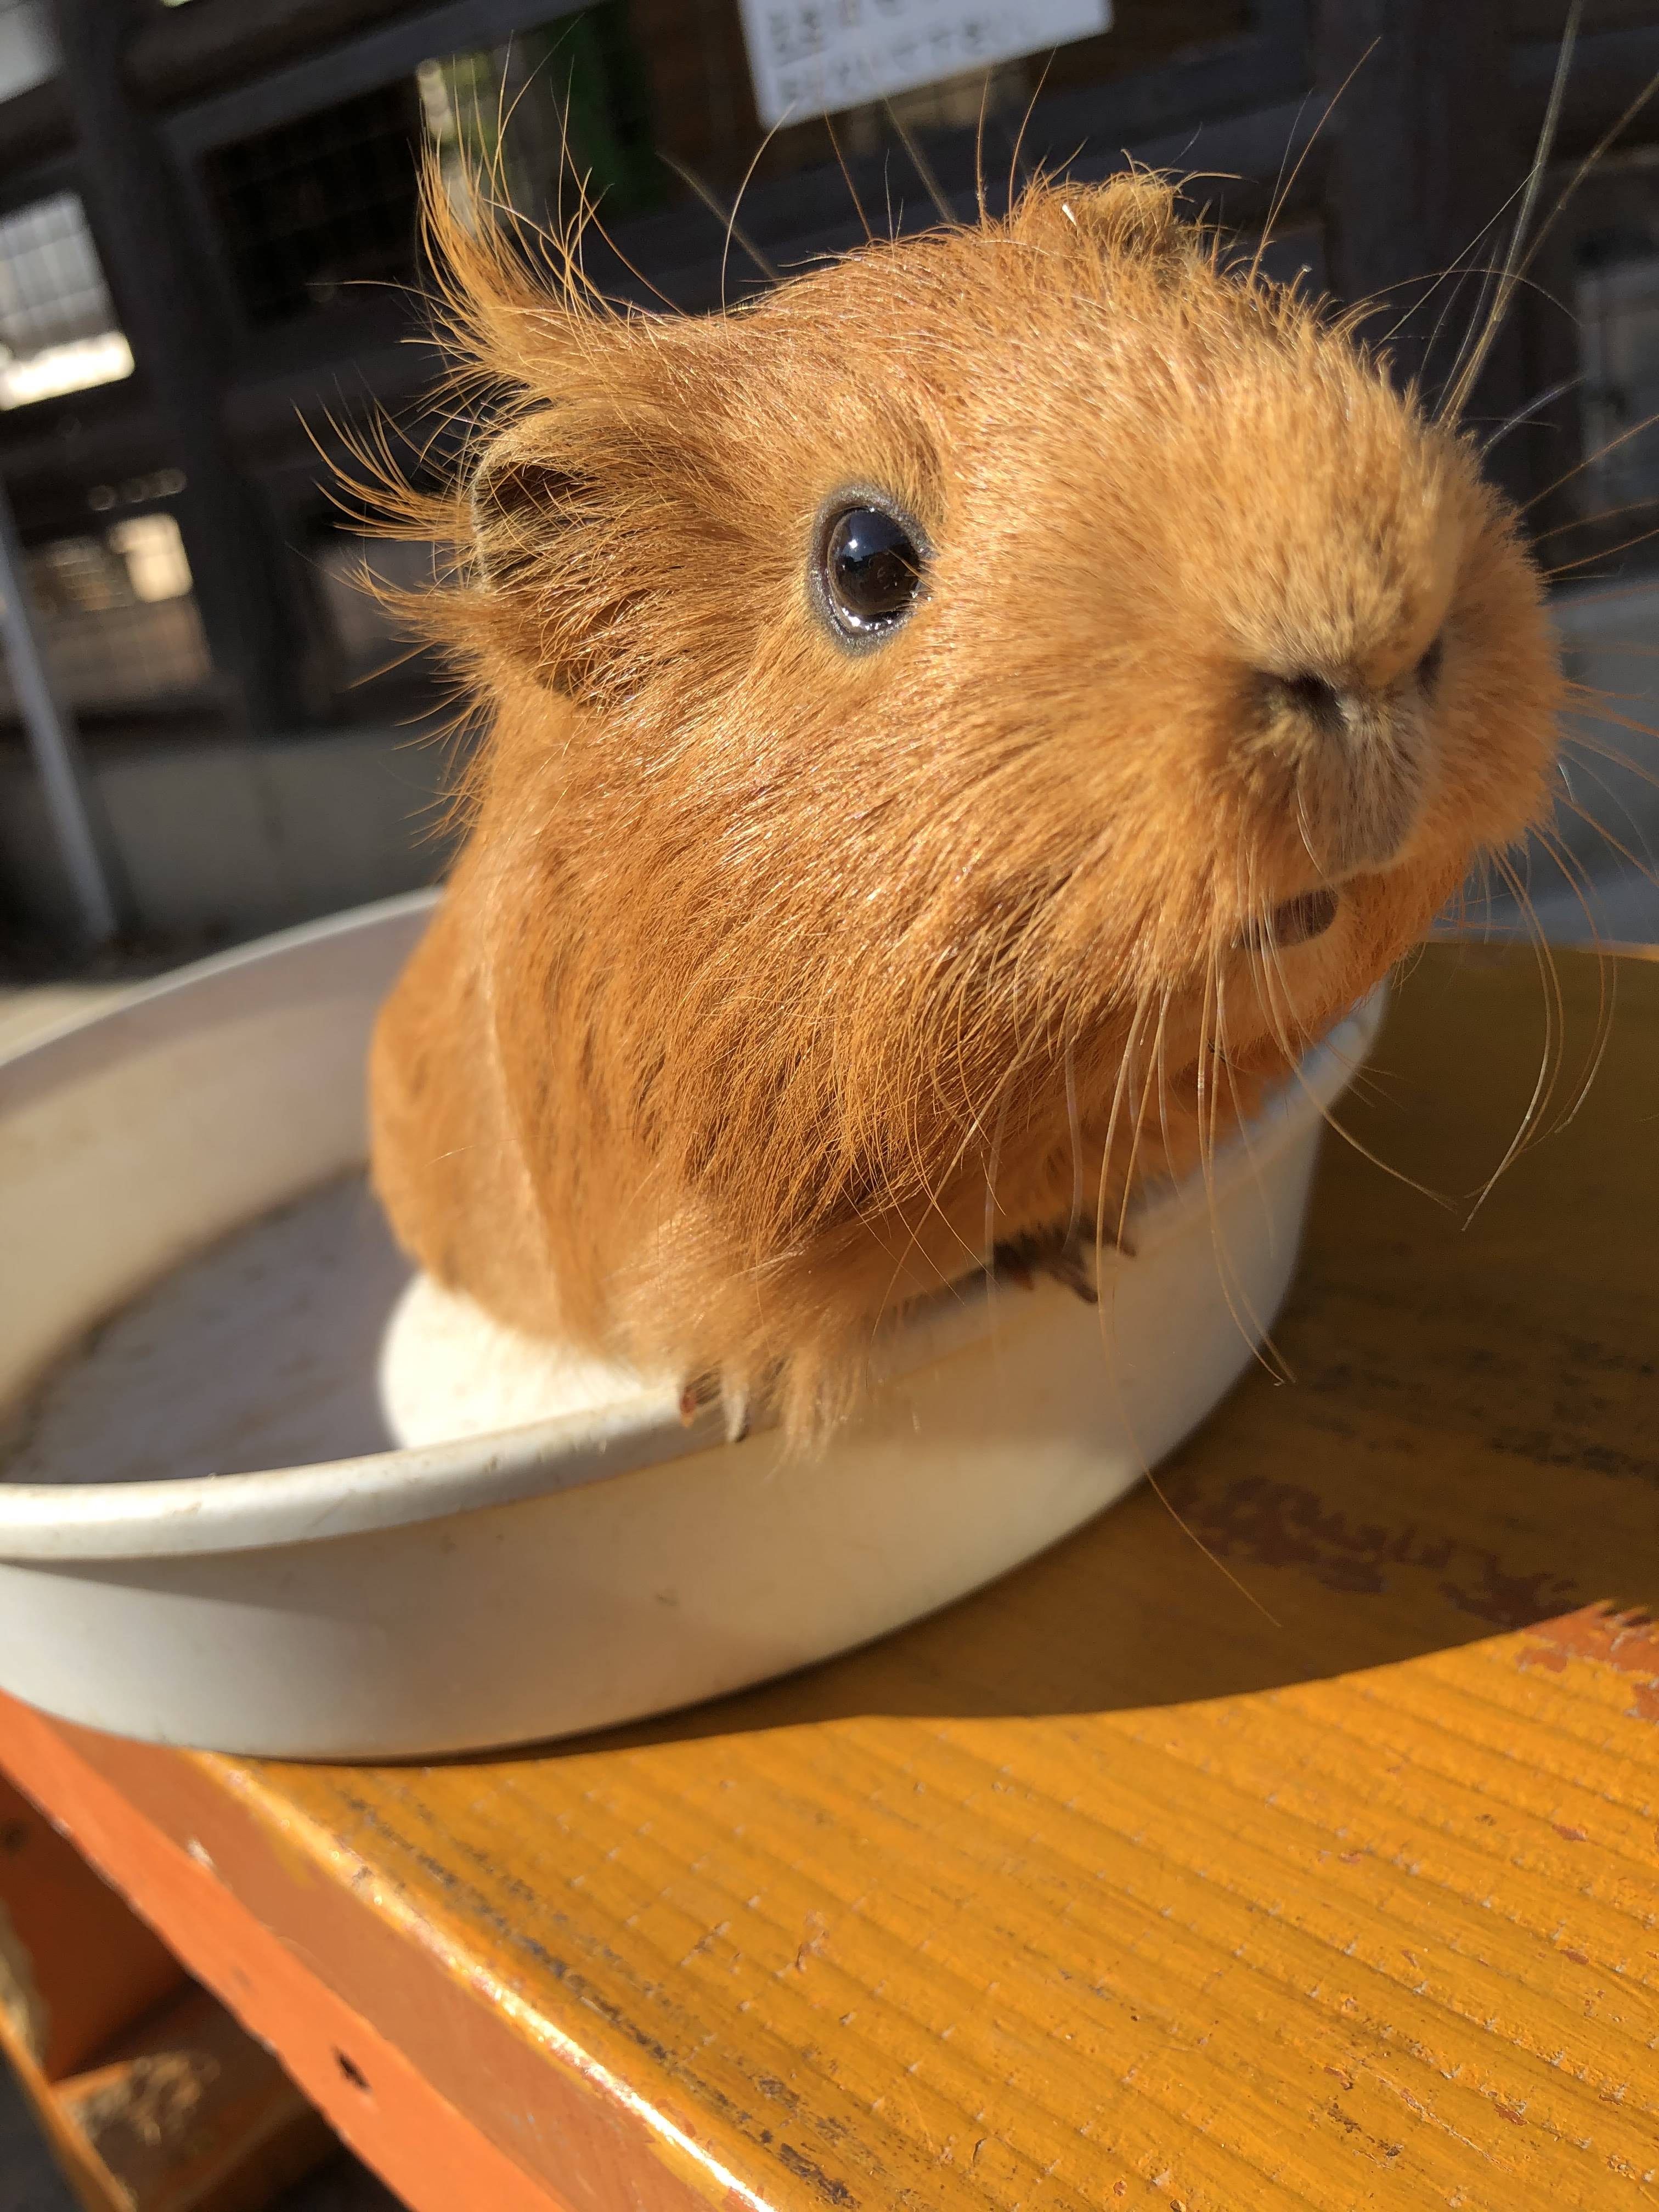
[{"left": 368, "top": 171, "right": 1561, "bottom": 1449}]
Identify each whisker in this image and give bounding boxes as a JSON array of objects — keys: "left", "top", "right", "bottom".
[
  {"left": 1113, "top": 994, "right": 1166, "bottom": 1254},
  {"left": 1548, "top": 520, "right": 1659, "bottom": 578},
  {"left": 1522, "top": 402, "right": 1659, "bottom": 516},
  {"left": 1440, "top": 0, "right": 1583, "bottom": 422},
  {"left": 1063, "top": 1039, "right": 1084, "bottom": 1241},
  {"left": 821, "top": 113, "right": 874, "bottom": 245},
  {"left": 1483, "top": 374, "right": 1582, "bottom": 455},
  {"left": 1217, "top": 935, "right": 1303, "bottom": 1336},
  {"left": 1466, "top": 847, "right": 1565, "bottom": 1218},
  {"left": 1248, "top": 42, "right": 1375, "bottom": 292},
  {"left": 973, "top": 71, "right": 991, "bottom": 224},
  {"left": 1527, "top": 822, "right": 1617, "bottom": 1131},
  {"left": 719, "top": 117, "right": 794, "bottom": 307},
  {"left": 1092, "top": 989, "right": 1282, "bottom": 1627},
  {"left": 1195, "top": 954, "right": 1295, "bottom": 1386},
  {"left": 1552, "top": 731, "right": 1659, "bottom": 870},
  {"left": 1003, "top": 57, "right": 1053, "bottom": 209},
  {"left": 1501, "top": 50, "right": 1659, "bottom": 320},
  {"left": 1536, "top": 491, "right": 1659, "bottom": 541},
  {"left": 1247, "top": 867, "right": 1452, "bottom": 1207},
  {"left": 983, "top": 1083, "right": 1012, "bottom": 1280},
  {"left": 658, "top": 153, "right": 780, "bottom": 285},
  {"left": 884, "top": 101, "right": 953, "bottom": 227},
  {"left": 1560, "top": 722, "right": 1659, "bottom": 799},
  {"left": 1553, "top": 791, "right": 1659, "bottom": 894}
]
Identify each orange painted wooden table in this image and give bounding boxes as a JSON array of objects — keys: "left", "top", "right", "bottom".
[{"left": 3, "top": 940, "right": 1658, "bottom": 2212}]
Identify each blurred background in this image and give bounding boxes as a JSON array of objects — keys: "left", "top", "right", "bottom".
[{"left": 0, "top": 0, "right": 1654, "bottom": 958}]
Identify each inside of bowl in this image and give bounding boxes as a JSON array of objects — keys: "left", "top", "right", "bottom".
[
  {"left": 3, "top": 1173, "right": 410, "bottom": 1485},
  {"left": 1, "top": 1170, "right": 667, "bottom": 1487}
]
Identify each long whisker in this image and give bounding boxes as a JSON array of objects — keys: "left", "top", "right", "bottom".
[
  {"left": 1502, "top": 55, "right": 1659, "bottom": 315},
  {"left": 1246, "top": 860, "right": 1453, "bottom": 1206},
  {"left": 884, "top": 101, "right": 953, "bottom": 227},
  {"left": 1551, "top": 737, "right": 1659, "bottom": 881},
  {"left": 1093, "top": 994, "right": 1148, "bottom": 1271},
  {"left": 1467, "top": 847, "right": 1565, "bottom": 1218},
  {"left": 1092, "top": 988, "right": 1282, "bottom": 1626},
  {"left": 1483, "top": 374, "right": 1581, "bottom": 455},
  {"left": 1004, "top": 55, "right": 1053, "bottom": 210},
  {"left": 1248, "top": 41, "right": 1377, "bottom": 291},
  {"left": 983, "top": 1083, "right": 1012, "bottom": 1279},
  {"left": 658, "top": 151, "right": 780, "bottom": 288},
  {"left": 1063, "top": 1040, "right": 1084, "bottom": 1240},
  {"left": 1527, "top": 821, "right": 1617, "bottom": 1130},
  {"left": 1522, "top": 402, "right": 1659, "bottom": 516},
  {"left": 1113, "top": 993, "right": 1165, "bottom": 1254},
  {"left": 972, "top": 70, "right": 992, "bottom": 224},
  {"left": 1552, "top": 791, "right": 1659, "bottom": 894},
  {"left": 1440, "top": 0, "right": 1583, "bottom": 422},
  {"left": 821, "top": 113, "right": 875, "bottom": 245},
  {"left": 1197, "top": 952, "right": 1295, "bottom": 1385},
  {"left": 1560, "top": 719, "right": 1659, "bottom": 800},
  {"left": 1548, "top": 520, "right": 1659, "bottom": 578},
  {"left": 1212, "top": 951, "right": 1309, "bottom": 1380}
]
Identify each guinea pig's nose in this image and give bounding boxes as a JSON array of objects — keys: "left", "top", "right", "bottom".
[
  {"left": 1254, "top": 665, "right": 1429, "bottom": 875},
  {"left": 1262, "top": 670, "right": 1349, "bottom": 735}
]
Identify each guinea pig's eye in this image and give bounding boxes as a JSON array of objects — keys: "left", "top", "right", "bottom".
[{"left": 814, "top": 501, "right": 925, "bottom": 645}]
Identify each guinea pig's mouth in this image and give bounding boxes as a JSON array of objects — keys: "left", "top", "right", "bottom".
[{"left": 1233, "top": 888, "right": 1340, "bottom": 954}]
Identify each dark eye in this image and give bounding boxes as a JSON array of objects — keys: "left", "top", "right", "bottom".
[
  {"left": 1417, "top": 633, "right": 1444, "bottom": 691},
  {"left": 816, "top": 503, "right": 924, "bottom": 642}
]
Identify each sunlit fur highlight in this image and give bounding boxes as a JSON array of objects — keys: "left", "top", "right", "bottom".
[{"left": 367, "top": 172, "right": 1561, "bottom": 1446}]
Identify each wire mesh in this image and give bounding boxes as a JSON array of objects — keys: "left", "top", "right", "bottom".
[
  {"left": 0, "top": 511, "right": 215, "bottom": 719},
  {"left": 1577, "top": 246, "right": 1659, "bottom": 515},
  {"left": 204, "top": 78, "right": 429, "bottom": 325},
  {"left": 0, "top": 192, "right": 132, "bottom": 408}
]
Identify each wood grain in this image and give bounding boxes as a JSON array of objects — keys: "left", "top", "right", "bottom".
[
  {"left": 0, "top": 1775, "right": 332, "bottom": 2212},
  {"left": 3, "top": 940, "right": 1658, "bottom": 2211}
]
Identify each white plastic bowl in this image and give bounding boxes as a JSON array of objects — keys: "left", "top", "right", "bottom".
[{"left": 0, "top": 893, "right": 1380, "bottom": 1757}]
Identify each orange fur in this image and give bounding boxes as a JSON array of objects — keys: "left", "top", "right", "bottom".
[{"left": 367, "top": 174, "right": 1561, "bottom": 1444}]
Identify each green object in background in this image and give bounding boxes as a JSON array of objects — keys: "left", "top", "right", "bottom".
[
  {"left": 541, "top": 3, "right": 661, "bottom": 219},
  {"left": 430, "top": 5, "right": 662, "bottom": 227}
]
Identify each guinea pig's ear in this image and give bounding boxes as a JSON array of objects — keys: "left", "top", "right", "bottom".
[
  {"left": 462, "top": 408, "right": 622, "bottom": 697},
  {"left": 467, "top": 414, "right": 589, "bottom": 597},
  {"left": 452, "top": 309, "right": 730, "bottom": 701},
  {"left": 1011, "top": 176, "right": 1187, "bottom": 263}
]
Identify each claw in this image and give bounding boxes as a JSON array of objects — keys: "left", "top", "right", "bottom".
[
  {"left": 994, "top": 1220, "right": 1135, "bottom": 1304},
  {"left": 679, "top": 1371, "right": 752, "bottom": 1442}
]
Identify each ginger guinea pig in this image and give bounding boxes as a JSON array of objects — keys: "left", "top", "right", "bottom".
[{"left": 369, "top": 173, "right": 1560, "bottom": 1447}]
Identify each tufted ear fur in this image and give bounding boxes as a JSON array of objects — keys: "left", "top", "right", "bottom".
[
  {"left": 366, "top": 168, "right": 733, "bottom": 704},
  {"left": 461, "top": 414, "right": 610, "bottom": 694},
  {"left": 1008, "top": 171, "right": 1201, "bottom": 271},
  {"left": 467, "top": 418, "right": 591, "bottom": 595},
  {"left": 411, "top": 305, "right": 718, "bottom": 703}
]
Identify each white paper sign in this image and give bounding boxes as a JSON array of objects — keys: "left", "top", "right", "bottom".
[{"left": 737, "top": 0, "right": 1113, "bottom": 130}]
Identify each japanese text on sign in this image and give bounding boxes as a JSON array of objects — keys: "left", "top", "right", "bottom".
[{"left": 736, "top": 1, "right": 1112, "bottom": 130}]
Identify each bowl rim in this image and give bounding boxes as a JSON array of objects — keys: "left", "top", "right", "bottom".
[{"left": 0, "top": 899, "right": 1384, "bottom": 1561}]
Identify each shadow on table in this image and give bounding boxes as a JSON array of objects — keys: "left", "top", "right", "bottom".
[
  {"left": 528, "top": 941, "right": 1659, "bottom": 1757},
  {"left": 549, "top": 1344, "right": 1658, "bottom": 1758}
]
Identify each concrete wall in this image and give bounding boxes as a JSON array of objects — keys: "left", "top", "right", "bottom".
[{"left": 0, "top": 724, "right": 462, "bottom": 943}]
